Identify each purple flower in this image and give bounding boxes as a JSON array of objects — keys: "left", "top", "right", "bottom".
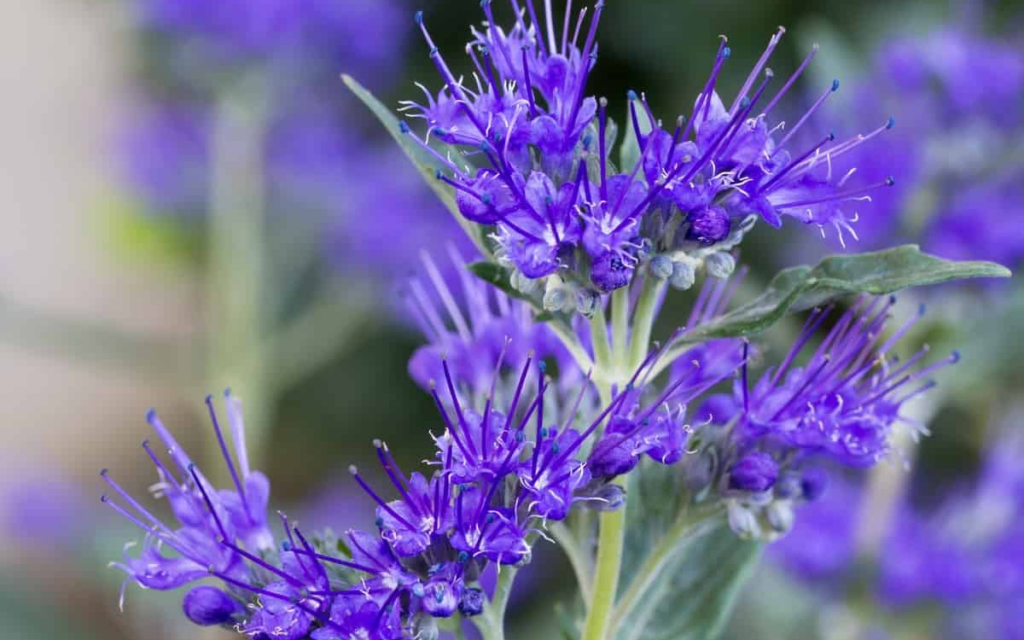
[
  {"left": 771, "top": 474, "right": 859, "bottom": 580},
  {"left": 405, "top": 249, "right": 571, "bottom": 399},
  {"left": 182, "top": 585, "right": 245, "bottom": 626},
  {"left": 118, "top": 100, "right": 466, "bottom": 286},
  {"left": 736, "top": 297, "right": 957, "bottom": 467},
  {"left": 728, "top": 452, "right": 778, "bottom": 493},
  {"left": 135, "top": 0, "right": 406, "bottom": 73},
  {"left": 102, "top": 391, "right": 339, "bottom": 637},
  {"left": 815, "top": 28, "right": 1024, "bottom": 266},
  {"left": 409, "top": 4, "right": 893, "bottom": 297}
]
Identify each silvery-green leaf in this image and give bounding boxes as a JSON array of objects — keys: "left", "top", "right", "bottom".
[
  {"left": 687, "top": 244, "right": 1010, "bottom": 342},
  {"left": 613, "top": 463, "right": 762, "bottom": 640},
  {"left": 342, "top": 74, "right": 490, "bottom": 257}
]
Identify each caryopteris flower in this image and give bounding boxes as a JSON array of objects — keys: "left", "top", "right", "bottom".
[
  {"left": 102, "top": 391, "right": 335, "bottom": 638},
  {"left": 403, "top": 1, "right": 894, "bottom": 304},
  {"left": 702, "top": 296, "right": 957, "bottom": 538}
]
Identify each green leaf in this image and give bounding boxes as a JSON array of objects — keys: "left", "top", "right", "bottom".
[
  {"left": 467, "top": 261, "right": 527, "bottom": 302},
  {"left": 614, "top": 463, "right": 762, "bottom": 640},
  {"left": 690, "top": 244, "right": 1010, "bottom": 342},
  {"left": 342, "top": 74, "right": 490, "bottom": 257}
]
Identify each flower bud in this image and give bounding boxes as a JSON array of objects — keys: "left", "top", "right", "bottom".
[
  {"left": 458, "top": 588, "right": 485, "bottom": 617},
  {"left": 704, "top": 252, "right": 736, "bottom": 279},
  {"left": 686, "top": 206, "right": 731, "bottom": 245},
  {"left": 649, "top": 255, "right": 674, "bottom": 280},
  {"left": 728, "top": 451, "right": 778, "bottom": 493},
  {"left": 727, "top": 500, "right": 762, "bottom": 539},
  {"left": 575, "top": 288, "right": 601, "bottom": 316},
  {"left": 543, "top": 285, "right": 570, "bottom": 312},
  {"left": 669, "top": 260, "right": 696, "bottom": 290},
  {"left": 182, "top": 586, "right": 243, "bottom": 626},
  {"left": 766, "top": 500, "right": 795, "bottom": 534},
  {"left": 512, "top": 270, "right": 540, "bottom": 295}
]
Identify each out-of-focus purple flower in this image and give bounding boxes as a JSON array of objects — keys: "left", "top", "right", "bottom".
[
  {"left": 117, "top": 100, "right": 467, "bottom": 285},
  {"left": 772, "top": 421, "right": 1024, "bottom": 638},
  {"left": 4, "top": 475, "right": 94, "bottom": 549},
  {"left": 134, "top": 0, "right": 407, "bottom": 74},
  {"left": 820, "top": 28, "right": 1024, "bottom": 266},
  {"left": 405, "top": 249, "right": 574, "bottom": 400},
  {"left": 771, "top": 475, "right": 859, "bottom": 580}
]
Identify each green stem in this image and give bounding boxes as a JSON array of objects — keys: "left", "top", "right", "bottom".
[
  {"left": 581, "top": 482, "right": 627, "bottom": 640},
  {"left": 610, "top": 287, "right": 629, "bottom": 368},
  {"left": 204, "top": 81, "right": 273, "bottom": 474},
  {"left": 478, "top": 565, "right": 519, "bottom": 640},
  {"left": 608, "top": 507, "right": 724, "bottom": 635},
  {"left": 627, "top": 276, "right": 665, "bottom": 369},
  {"left": 551, "top": 521, "right": 593, "bottom": 605},
  {"left": 590, "top": 301, "right": 612, "bottom": 371},
  {"left": 550, "top": 319, "right": 595, "bottom": 374}
]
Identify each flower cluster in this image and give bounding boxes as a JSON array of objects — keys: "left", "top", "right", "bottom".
[
  {"left": 102, "top": 362, "right": 639, "bottom": 638},
  {"left": 822, "top": 27, "right": 1024, "bottom": 268},
  {"left": 402, "top": 1, "right": 894, "bottom": 303},
  {"left": 695, "top": 296, "right": 957, "bottom": 539}
]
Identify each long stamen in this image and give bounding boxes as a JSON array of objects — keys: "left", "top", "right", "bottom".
[
  {"left": 731, "top": 26, "right": 785, "bottom": 113},
  {"left": 205, "top": 395, "right": 252, "bottom": 523},
  {"left": 759, "top": 132, "right": 835, "bottom": 193},
  {"left": 430, "top": 384, "right": 477, "bottom": 462},
  {"left": 763, "top": 43, "right": 819, "bottom": 114},
  {"left": 521, "top": 47, "right": 538, "bottom": 117},
  {"left": 349, "top": 466, "right": 420, "bottom": 532},
  {"left": 441, "top": 359, "right": 480, "bottom": 457},
  {"left": 598, "top": 96, "right": 609, "bottom": 199},
  {"left": 188, "top": 464, "right": 229, "bottom": 542},
  {"left": 773, "top": 176, "right": 895, "bottom": 209},
  {"left": 716, "top": 69, "right": 774, "bottom": 160},
  {"left": 776, "top": 79, "right": 839, "bottom": 149},
  {"left": 374, "top": 440, "right": 423, "bottom": 517},
  {"left": 100, "top": 470, "right": 173, "bottom": 536}
]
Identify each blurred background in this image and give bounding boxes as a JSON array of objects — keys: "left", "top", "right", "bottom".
[{"left": 1, "top": 0, "right": 1021, "bottom": 638}]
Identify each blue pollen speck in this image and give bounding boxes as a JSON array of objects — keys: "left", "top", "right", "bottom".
[
  {"left": 516, "top": 431, "right": 525, "bottom": 442},
  {"left": 413, "top": 583, "right": 425, "bottom": 597},
  {"left": 430, "top": 46, "right": 439, "bottom": 57},
  {"left": 414, "top": 10, "right": 423, "bottom": 24},
  {"left": 887, "top": 116, "right": 896, "bottom": 129},
  {"left": 281, "top": 541, "right": 292, "bottom": 551},
  {"left": 722, "top": 47, "right": 732, "bottom": 59},
  {"left": 627, "top": 89, "right": 638, "bottom": 101},
  {"left": 399, "top": 121, "right": 410, "bottom": 133},
  {"left": 145, "top": 408, "right": 158, "bottom": 423},
  {"left": 886, "top": 176, "right": 896, "bottom": 186},
  {"left": 831, "top": 79, "right": 840, "bottom": 92},
  {"left": 458, "top": 550, "right": 470, "bottom": 563},
  {"left": 538, "top": 361, "right": 547, "bottom": 372},
  {"left": 375, "top": 516, "right": 384, "bottom": 528},
  {"left": 951, "top": 350, "right": 962, "bottom": 363}
]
